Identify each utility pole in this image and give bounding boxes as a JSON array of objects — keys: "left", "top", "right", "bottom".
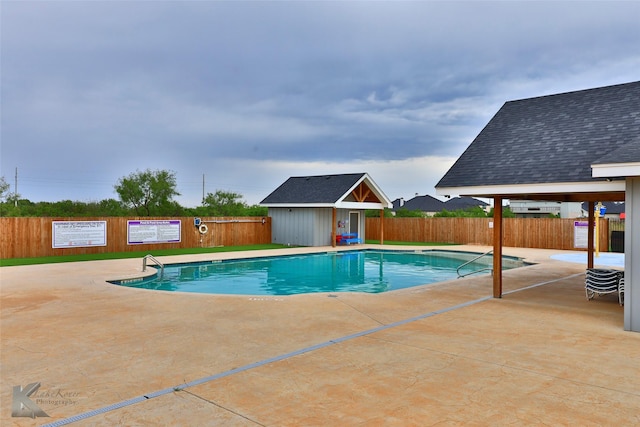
[
  {"left": 14, "top": 167, "right": 18, "bottom": 207},
  {"left": 202, "top": 174, "right": 205, "bottom": 205}
]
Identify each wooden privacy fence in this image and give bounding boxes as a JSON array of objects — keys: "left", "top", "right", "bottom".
[
  {"left": 1, "top": 217, "right": 271, "bottom": 259},
  {"left": 1, "top": 216, "right": 612, "bottom": 259},
  {"left": 366, "top": 217, "right": 610, "bottom": 251}
]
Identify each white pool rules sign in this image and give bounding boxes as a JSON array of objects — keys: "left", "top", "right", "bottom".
[
  {"left": 52, "top": 221, "right": 107, "bottom": 248},
  {"left": 127, "top": 220, "right": 181, "bottom": 245}
]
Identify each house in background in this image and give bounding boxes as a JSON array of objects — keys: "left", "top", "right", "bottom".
[
  {"left": 395, "top": 194, "right": 444, "bottom": 216},
  {"left": 510, "top": 200, "right": 583, "bottom": 218},
  {"left": 261, "top": 173, "right": 392, "bottom": 247},
  {"left": 444, "top": 196, "right": 490, "bottom": 213},
  {"left": 391, "top": 198, "right": 404, "bottom": 210},
  {"left": 510, "top": 200, "right": 624, "bottom": 219},
  {"left": 393, "top": 195, "right": 489, "bottom": 216}
]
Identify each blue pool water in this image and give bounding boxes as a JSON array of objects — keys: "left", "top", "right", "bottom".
[{"left": 112, "top": 250, "right": 525, "bottom": 296}]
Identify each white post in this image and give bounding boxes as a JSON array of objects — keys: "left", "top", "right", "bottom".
[{"left": 625, "top": 178, "right": 640, "bottom": 332}]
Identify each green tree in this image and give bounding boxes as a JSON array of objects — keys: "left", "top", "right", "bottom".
[
  {"left": 202, "top": 190, "right": 247, "bottom": 216},
  {"left": 114, "top": 169, "right": 180, "bottom": 216},
  {"left": 432, "top": 208, "right": 455, "bottom": 217},
  {"left": 394, "top": 208, "right": 425, "bottom": 218},
  {"left": 0, "top": 176, "right": 21, "bottom": 216},
  {"left": 488, "top": 206, "right": 516, "bottom": 218},
  {"left": 0, "top": 177, "right": 12, "bottom": 216},
  {"left": 0, "top": 176, "right": 9, "bottom": 201},
  {"left": 434, "top": 206, "right": 489, "bottom": 217},
  {"left": 98, "top": 198, "right": 128, "bottom": 216},
  {"left": 245, "top": 204, "right": 268, "bottom": 217},
  {"left": 365, "top": 208, "right": 394, "bottom": 218},
  {"left": 6, "top": 199, "right": 33, "bottom": 216}
]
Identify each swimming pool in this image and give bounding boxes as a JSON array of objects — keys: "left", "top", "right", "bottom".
[{"left": 111, "top": 250, "right": 526, "bottom": 296}]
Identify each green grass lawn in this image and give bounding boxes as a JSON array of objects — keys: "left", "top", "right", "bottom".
[
  {"left": 1, "top": 241, "right": 455, "bottom": 267},
  {"left": 0, "top": 244, "right": 288, "bottom": 267}
]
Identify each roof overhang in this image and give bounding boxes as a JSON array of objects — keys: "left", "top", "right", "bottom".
[
  {"left": 262, "top": 202, "right": 388, "bottom": 209},
  {"left": 261, "top": 203, "right": 336, "bottom": 208},
  {"left": 591, "top": 162, "right": 640, "bottom": 178},
  {"left": 336, "top": 201, "right": 388, "bottom": 209},
  {"left": 435, "top": 180, "right": 626, "bottom": 202}
]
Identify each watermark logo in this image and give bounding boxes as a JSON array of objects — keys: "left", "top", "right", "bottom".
[{"left": 12, "top": 382, "right": 49, "bottom": 418}]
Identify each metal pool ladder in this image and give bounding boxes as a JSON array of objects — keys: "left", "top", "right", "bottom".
[
  {"left": 142, "top": 254, "right": 164, "bottom": 278},
  {"left": 457, "top": 249, "right": 493, "bottom": 278}
]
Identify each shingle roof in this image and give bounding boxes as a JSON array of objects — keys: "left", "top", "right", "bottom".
[
  {"left": 399, "top": 195, "right": 444, "bottom": 211},
  {"left": 436, "top": 81, "right": 640, "bottom": 189},
  {"left": 444, "top": 197, "right": 489, "bottom": 209},
  {"left": 260, "top": 173, "right": 367, "bottom": 204},
  {"left": 593, "top": 139, "right": 640, "bottom": 164}
]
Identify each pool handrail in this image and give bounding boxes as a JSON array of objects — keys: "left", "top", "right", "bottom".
[
  {"left": 456, "top": 249, "right": 493, "bottom": 278},
  {"left": 142, "top": 254, "right": 164, "bottom": 278}
]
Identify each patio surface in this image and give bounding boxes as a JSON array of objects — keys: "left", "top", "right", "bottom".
[{"left": 2, "top": 245, "right": 638, "bottom": 426}]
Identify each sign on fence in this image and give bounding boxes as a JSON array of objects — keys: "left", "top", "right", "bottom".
[
  {"left": 127, "top": 220, "right": 181, "bottom": 245},
  {"left": 574, "top": 221, "right": 589, "bottom": 248},
  {"left": 52, "top": 221, "right": 107, "bottom": 249}
]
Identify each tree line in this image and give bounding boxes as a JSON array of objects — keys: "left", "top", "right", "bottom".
[
  {"left": 366, "top": 206, "right": 516, "bottom": 218},
  {"left": 1, "top": 169, "right": 516, "bottom": 218},
  {"left": 0, "top": 170, "right": 267, "bottom": 217}
]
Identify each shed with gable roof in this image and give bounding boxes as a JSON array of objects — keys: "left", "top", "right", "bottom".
[{"left": 261, "top": 173, "right": 392, "bottom": 247}]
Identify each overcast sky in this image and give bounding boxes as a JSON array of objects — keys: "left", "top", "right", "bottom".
[{"left": 2, "top": 1, "right": 639, "bottom": 207}]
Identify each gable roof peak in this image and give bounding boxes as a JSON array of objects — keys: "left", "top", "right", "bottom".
[{"left": 261, "top": 172, "right": 391, "bottom": 208}]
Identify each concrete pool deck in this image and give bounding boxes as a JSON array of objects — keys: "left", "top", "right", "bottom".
[{"left": 2, "top": 245, "right": 638, "bottom": 426}]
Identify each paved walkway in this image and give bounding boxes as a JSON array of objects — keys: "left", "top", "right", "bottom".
[
  {"left": 550, "top": 251, "right": 625, "bottom": 268},
  {"left": 2, "top": 246, "right": 638, "bottom": 426}
]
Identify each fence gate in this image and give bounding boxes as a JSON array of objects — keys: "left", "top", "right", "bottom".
[{"left": 609, "top": 219, "right": 625, "bottom": 253}]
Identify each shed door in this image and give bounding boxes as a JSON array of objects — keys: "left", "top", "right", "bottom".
[{"left": 349, "top": 211, "right": 360, "bottom": 236}]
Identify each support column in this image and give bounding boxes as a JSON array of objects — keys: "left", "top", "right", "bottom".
[
  {"left": 380, "top": 209, "right": 384, "bottom": 245},
  {"left": 625, "top": 178, "right": 639, "bottom": 332},
  {"left": 332, "top": 207, "right": 337, "bottom": 247},
  {"left": 493, "top": 196, "right": 503, "bottom": 298},
  {"left": 587, "top": 201, "right": 595, "bottom": 269}
]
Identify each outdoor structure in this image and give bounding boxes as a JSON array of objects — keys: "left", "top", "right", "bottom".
[
  {"left": 393, "top": 195, "right": 488, "bottom": 216},
  {"left": 509, "top": 200, "right": 583, "bottom": 218},
  {"left": 261, "top": 173, "right": 392, "bottom": 247},
  {"left": 395, "top": 194, "right": 444, "bottom": 216},
  {"left": 435, "top": 81, "right": 640, "bottom": 332},
  {"left": 444, "top": 196, "right": 490, "bottom": 213}
]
